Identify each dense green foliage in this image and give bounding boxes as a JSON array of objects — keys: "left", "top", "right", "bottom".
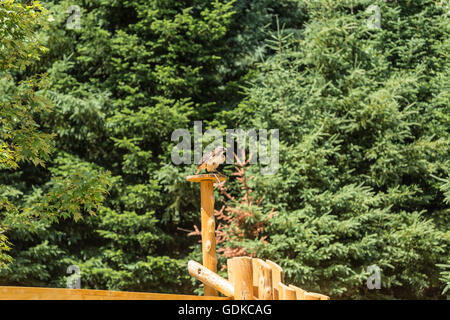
[
  {"left": 0, "top": 0, "right": 448, "bottom": 299},
  {"left": 224, "top": 0, "right": 450, "bottom": 299},
  {"left": 0, "top": 0, "right": 110, "bottom": 269}
]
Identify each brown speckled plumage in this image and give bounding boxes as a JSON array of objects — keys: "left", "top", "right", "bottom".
[{"left": 196, "top": 146, "right": 226, "bottom": 174}]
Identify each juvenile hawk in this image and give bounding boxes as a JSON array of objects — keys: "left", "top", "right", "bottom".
[{"left": 196, "top": 146, "right": 227, "bottom": 174}]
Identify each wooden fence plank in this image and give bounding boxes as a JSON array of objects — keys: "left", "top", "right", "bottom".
[
  {"left": 304, "top": 292, "right": 330, "bottom": 300},
  {"left": 252, "top": 258, "right": 259, "bottom": 298},
  {"left": 289, "top": 284, "right": 307, "bottom": 300},
  {"left": 265, "top": 260, "right": 283, "bottom": 300},
  {"left": 0, "top": 286, "right": 231, "bottom": 300},
  {"left": 252, "top": 258, "right": 273, "bottom": 300},
  {"left": 227, "top": 258, "right": 235, "bottom": 284},
  {"left": 278, "top": 283, "right": 296, "bottom": 300},
  {"left": 228, "top": 257, "right": 253, "bottom": 300}
]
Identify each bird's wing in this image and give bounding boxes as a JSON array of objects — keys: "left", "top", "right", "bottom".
[{"left": 197, "top": 150, "right": 215, "bottom": 166}]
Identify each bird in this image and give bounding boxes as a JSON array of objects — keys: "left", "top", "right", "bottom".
[{"left": 196, "top": 146, "right": 227, "bottom": 175}]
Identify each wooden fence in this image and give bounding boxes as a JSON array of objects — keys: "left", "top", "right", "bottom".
[
  {"left": 0, "top": 256, "right": 329, "bottom": 300},
  {"left": 188, "top": 256, "right": 329, "bottom": 300}
]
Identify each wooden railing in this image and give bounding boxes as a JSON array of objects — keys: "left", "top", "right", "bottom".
[
  {"left": 0, "top": 286, "right": 231, "bottom": 300},
  {"left": 188, "top": 256, "right": 330, "bottom": 300},
  {"left": 0, "top": 256, "right": 329, "bottom": 300},
  {"left": 0, "top": 257, "right": 328, "bottom": 300}
]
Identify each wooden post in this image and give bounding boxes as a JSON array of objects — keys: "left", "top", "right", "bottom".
[
  {"left": 228, "top": 257, "right": 253, "bottom": 300},
  {"left": 186, "top": 173, "right": 226, "bottom": 296}
]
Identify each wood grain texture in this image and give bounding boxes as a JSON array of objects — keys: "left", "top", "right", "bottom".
[
  {"left": 188, "top": 260, "right": 234, "bottom": 297},
  {"left": 0, "top": 286, "right": 231, "bottom": 300},
  {"left": 266, "top": 260, "right": 284, "bottom": 300},
  {"left": 228, "top": 257, "right": 253, "bottom": 300},
  {"left": 279, "top": 283, "right": 297, "bottom": 300},
  {"left": 200, "top": 180, "right": 217, "bottom": 296},
  {"left": 186, "top": 173, "right": 227, "bottom": 183},
  {"left": 289, "top": 284, "right": 307, "bottom": 300},
  {"left": 187, "top": 173, "right": 227, "bottom": 296},
  {"left": 252, "top": 258, "right": 272, "bottom": 300},
  {"left": 305, "top": 292, "right": 330, "bottom": 300}
]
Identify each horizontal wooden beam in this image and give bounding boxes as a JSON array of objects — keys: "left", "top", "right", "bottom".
[
  {"left": 0, "top": 286, "right": 231, "bottom": 300},
  {"left": 305, "top": 292, "right": 330, "bottom": 300},
  {"left": 188, "top": 260, "right": 234, "bottom": 298}
]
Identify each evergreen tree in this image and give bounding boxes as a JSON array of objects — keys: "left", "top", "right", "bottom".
[{"left": 225, "top": 0, "right": 450, "bottom": 299}]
